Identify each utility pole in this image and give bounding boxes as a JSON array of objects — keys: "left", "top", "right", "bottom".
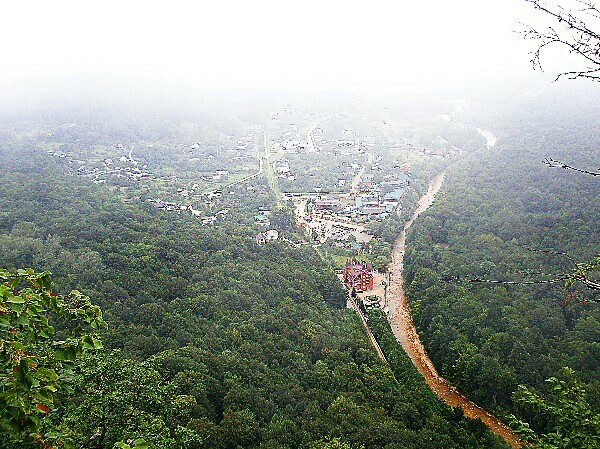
[
  {"left": 383, "top": 271, "right": 391, "bottom": 309},
  {"left": 382, "top": 279, "right": 388, "bottom": 309}
]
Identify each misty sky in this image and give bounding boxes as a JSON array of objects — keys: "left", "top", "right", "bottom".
[{"left": 1, "top": 0, "right": 562, "bottom": 91}]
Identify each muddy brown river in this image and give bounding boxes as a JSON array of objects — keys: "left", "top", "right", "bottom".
[{"left": 386, "top": 172, "right": 522, "bottom": 448}]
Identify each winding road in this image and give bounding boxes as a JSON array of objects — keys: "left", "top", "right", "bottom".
[{"left": 386, "top": 170, "right": 522, "bottom": 448}]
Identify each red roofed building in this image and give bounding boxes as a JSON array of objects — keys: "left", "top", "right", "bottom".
[{"left": 343, "top": 258, "right": 374, "bottom": 292}]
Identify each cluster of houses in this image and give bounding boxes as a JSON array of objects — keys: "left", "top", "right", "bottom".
[
  {"left": 308, "top": 172, "right": 410, "bottom": 221},
  {"left": 270, "top": 139, "right": 307, "bottom": 154},
  {"left": 275, "top": 161, "right": 295, "bottom": 180},
  {"left": 151, "top": 189, "right": 224, "bottom": 210},
  {"left": 148, "top": 198, "right": 230, "bottom": 224},
  {"left": 196, "top": 170, "right": 230, "bottom": 183},
  {"left": 65, "top": 155, "right": 153, "bottom": 185},
  {"left": 422, "top": 146, "right": 459, "bottom": 157},
  {"left": 356, "top": 172, "right": 410, "bottom": 217},
  {"left": 236, "top": 133, "right": 255, "bottom": 152},
  {"left": 47, "top": 150, "right": 67, "bottom": 158}
]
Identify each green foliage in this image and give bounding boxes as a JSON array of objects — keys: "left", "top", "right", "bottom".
[
  {"left": 0, "top": 268, "right": 106, "bottom": 448},
  {"left": 0, "top": 120, "right": 509, "bottom": 448},
  {"left": 114, "top": 438, "right": 150, "bottom": 449},
  {"left": 308, "top": 437, "right": 361, "bottom": 449},
  {"left": 365, "top": 309, "right": 509, "bottom": 449},
  {"left": 60, "top": 351, "right": 201, "bottom": 449},
  {"left": 509, "top": 368, "right": 599, "bottom": 449},
  {"left": 400, "top": 93, "right": 599, "bottom": 437}
]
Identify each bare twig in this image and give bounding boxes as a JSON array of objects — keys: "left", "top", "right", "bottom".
[
  {"left": 522, "top": 0, "right": 600, "bottom": 81},
  {"left": 443, "top": 276, "right": 599, "bottom": 301},
  {"left": 441, "top": 247, "right": 600, "bottom": 297},
  {"left": 542, "top": 158, "right": 600, "bottom": 175},
  {"left": 468, "top": 276, "right": 568, "bottom": 285}
]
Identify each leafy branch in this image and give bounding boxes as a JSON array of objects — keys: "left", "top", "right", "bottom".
[
  {"left": 0, "top": 268, "right": 107, "bottom": 448},
  {"left": 509, "top": 367, "right": 599, "bottom": 448}
]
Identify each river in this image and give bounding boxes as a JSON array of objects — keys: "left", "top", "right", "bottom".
[
  {"left": 385, "top": 170, "right": 521, "bottom": 448},
  {"left": 476, "top": 127, "right": 498, "bottom": 149}
]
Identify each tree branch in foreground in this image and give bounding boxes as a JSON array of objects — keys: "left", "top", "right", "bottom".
[
  {"left": 522, "top": 0, "right": 600, "bottom": 81},
  {"left": 542, "top": 158, "right": 600, "bottom": 176},
  {"left": 441, "top": 251, "right": 600, "bottom": 301}
]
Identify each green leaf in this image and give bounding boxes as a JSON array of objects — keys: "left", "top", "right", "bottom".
[
  {"left": 92, "top": 337, "right": 103, "bottom": 349},
  {"left": 39, "top": 273, "right": 52, "bottom": 291},
  {"left": 8, "top": 341, "right": 24, "bottom": 350},
  {"left": 55, "top": 347, "right": 77, "bottom": 361},
  {"left": 15, "top": 313, "right": 29, "bottom": 325},
  {"left": 81, "top": 335, "right": 95, "bottom": 350},
  {"left": 36, "top": 368, "right": 59, "bottom": 382},
  {"left": 131, "top": 439, "right": 149, "bottom": 449},
  {"left": 7, "top": 302, "right": 24, "bottom": 313}
]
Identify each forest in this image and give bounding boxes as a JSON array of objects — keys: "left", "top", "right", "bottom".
[
  {"left": 0, "top": 134, "right": 509, "bottom": 448},
  {"left": 402, "top": 89, "right": 599, "bottom": 437},
  {"left": 3, "top": 1, "right": 600, "bottom": 448}
]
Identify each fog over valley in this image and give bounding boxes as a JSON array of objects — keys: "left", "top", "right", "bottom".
[{"left": 1, "top": 2, "right": 598, "bottom": 449}]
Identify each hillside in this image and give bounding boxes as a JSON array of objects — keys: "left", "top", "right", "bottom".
[
  {"left": 403, "top": 89, "right": 600, "bottom": 428},
  {"left": 0, "top": 136, "right": 507, "bottom": 448}
]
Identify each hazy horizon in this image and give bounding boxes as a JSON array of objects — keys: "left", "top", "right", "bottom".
[{"left": 1, "top": 0, "right": 584, "bottom": 96}]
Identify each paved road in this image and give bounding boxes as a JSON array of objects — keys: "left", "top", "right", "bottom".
[{"left": 476, "top": 127, "right": 498, "bottom": 148}]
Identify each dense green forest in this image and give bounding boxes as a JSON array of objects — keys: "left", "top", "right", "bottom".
[
  {"left": 403, "top": 91, "right": 599, "bottom": 433},
  {"left": 0, "top": 134, "right": 508, "bottom": 448}
]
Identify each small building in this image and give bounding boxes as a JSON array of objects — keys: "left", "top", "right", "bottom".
[
  {"left": 384, "top": 188, "right": 405, "bottom": 202},
  {"left": 256, "top": 229, "right": 279, "bottom": 244},
  {"left": 265, "top": 229, "right": 279, "bottom": 241},
  {"left": 276, "top": 163, "right": 292, "bottom": 176},
  {"left": 254, "top": 215, "right": 270, "bottom": 226},
  {"left": 346, "top": 241, "right": 362, "bottom": 252},
  {"left": 314, "top": 198, "right": 345, "bottom": 212},
  {"left": 359, "top": 206, "right": 386, "bottom": 216},
  {"left": 336, "top": 140, "right": 355, "bottom": 148},
  {"left": 343, "top": 258, "right": 374, "bottom": 292},
  {"left": 385, "top": 202, "right": 397, "bottom": 212}
]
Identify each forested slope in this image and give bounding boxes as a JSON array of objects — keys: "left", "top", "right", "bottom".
[
  {"left": 403, "top": 90, "right": 600, "bottom": 425},
  {"left": 0, "top": 138, "right": 507, "bottom": 448}
]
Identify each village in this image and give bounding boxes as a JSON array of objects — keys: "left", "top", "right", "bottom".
[
  {"left": 290, "top": 167, "right": 411, "bottom": 244},
  {"left": 40, "top": 108, "right": 469, "bottom": 306},
  {"left": 34, "top": 103, "right": 493, "bottom": 323},
  {"left": 40, "top": 107, "right": 474, "bottom": 294}
]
